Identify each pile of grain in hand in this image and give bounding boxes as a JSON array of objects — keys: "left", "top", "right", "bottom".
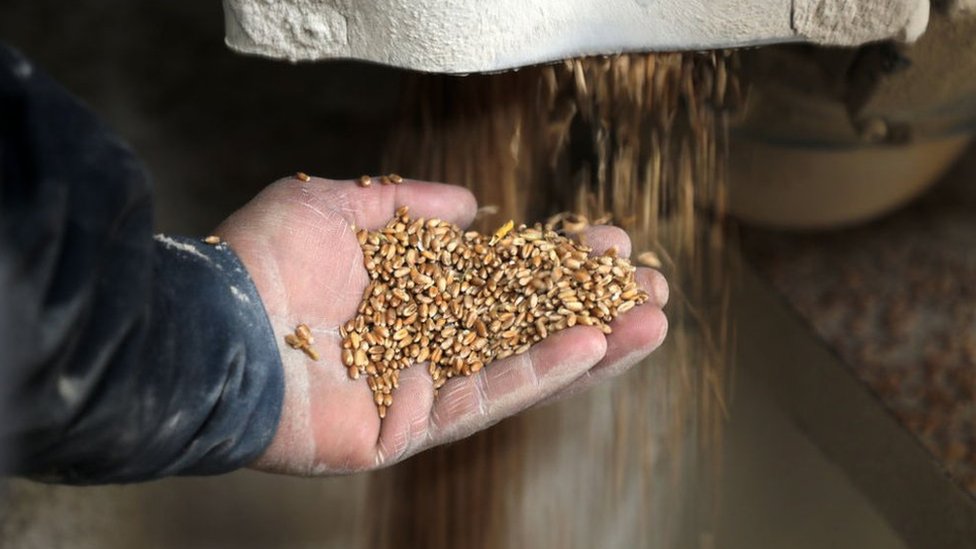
[{"left": 340, "top": 205, "right": 648, "bottom": 418}]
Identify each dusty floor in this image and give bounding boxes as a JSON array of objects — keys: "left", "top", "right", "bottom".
[{"left": 744, "top": 143, "right": 976, "bottom": 496}]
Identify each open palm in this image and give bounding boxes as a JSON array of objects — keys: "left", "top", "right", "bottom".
[{"left": 216, "top": 176, "right": 669, "bottom": 476}]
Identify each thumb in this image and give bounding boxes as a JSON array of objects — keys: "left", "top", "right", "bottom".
[{"left": 255, "top": 175, "right": 480, "bottom": 232}]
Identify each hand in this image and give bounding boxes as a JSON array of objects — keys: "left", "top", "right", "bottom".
[{"left": 216, "top": 176, "right": 669, "bottom": 476}]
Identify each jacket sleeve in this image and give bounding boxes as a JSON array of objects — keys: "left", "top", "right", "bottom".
[{"left": 0, "top": 45, "right": 285, "bottom": 484}]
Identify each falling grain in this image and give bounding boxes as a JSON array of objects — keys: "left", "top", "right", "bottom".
[{"left": 378, "top": 51, "right": 741, "bottom": 549}]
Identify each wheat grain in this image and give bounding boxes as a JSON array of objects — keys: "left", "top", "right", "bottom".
[{"left": 342, "top": 208, "right": 647, "bottom": 417}]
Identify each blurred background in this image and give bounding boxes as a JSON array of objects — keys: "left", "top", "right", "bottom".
[{"left": 2, "top": 1, "right": 976, "bottom": 548}]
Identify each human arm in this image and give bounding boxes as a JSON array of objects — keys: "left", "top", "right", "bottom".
[{"left": 0, "top": 45, "right": 283, "bottom": 484}]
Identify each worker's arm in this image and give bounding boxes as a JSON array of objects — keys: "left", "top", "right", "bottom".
[
  {"left": 0, "top": 45, "right": 284, "bottom": 483},
  {"left": 0, "top": 44, "right": 670, "bottom": 482}
]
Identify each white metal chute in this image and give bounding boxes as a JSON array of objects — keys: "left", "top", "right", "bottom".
[{"left": 222, "top": 0, "right": 929, "bottom": 73}]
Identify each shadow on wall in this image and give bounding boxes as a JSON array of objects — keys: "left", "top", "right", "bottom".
[{"left": 1, "top": 0, "right": 405, "bottom": 235}]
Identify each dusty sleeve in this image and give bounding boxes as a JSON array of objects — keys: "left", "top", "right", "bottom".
[{"left": 0, "top": 44, "right": 284, "bottom": 484}]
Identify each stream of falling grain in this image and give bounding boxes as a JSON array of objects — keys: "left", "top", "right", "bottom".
[{"left": 369, "top": 52, "right": 741, "bottom": 549}]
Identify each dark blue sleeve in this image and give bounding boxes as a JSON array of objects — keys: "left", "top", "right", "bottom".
[{"left": 0, "top": 45, "right": 284, "bottom": 484}]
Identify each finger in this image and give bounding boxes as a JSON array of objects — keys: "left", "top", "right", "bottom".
[
  {"left": 640, "top": 267, "right": 669, "bottom": 308},
  {"left": 541, "top": 268, "right": 668, "bottom": 403},
  {"left": 574, "top": 227, "right": 665, "bottom": 307},
  {"left": 287, "top": 176, "right": 479, "bottom": 231},
  {"left": 373, "top": 264, "right": 664, "bottom": 462},
  {"left": 592, "top": 302, "right": 667, "bottom": 380},
  {"left": 419, "top": 326, "right": 607, "bottom": 449},
  {"left": 578, "top": 225, "right": 632, "bottom": 258},
  {"left": 373, "top": 363, "right": 435, "bottom": 466}
]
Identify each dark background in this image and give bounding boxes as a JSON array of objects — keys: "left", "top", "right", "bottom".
[{"left": 2, "top": 0, "right": 403, "bottom": 234}]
